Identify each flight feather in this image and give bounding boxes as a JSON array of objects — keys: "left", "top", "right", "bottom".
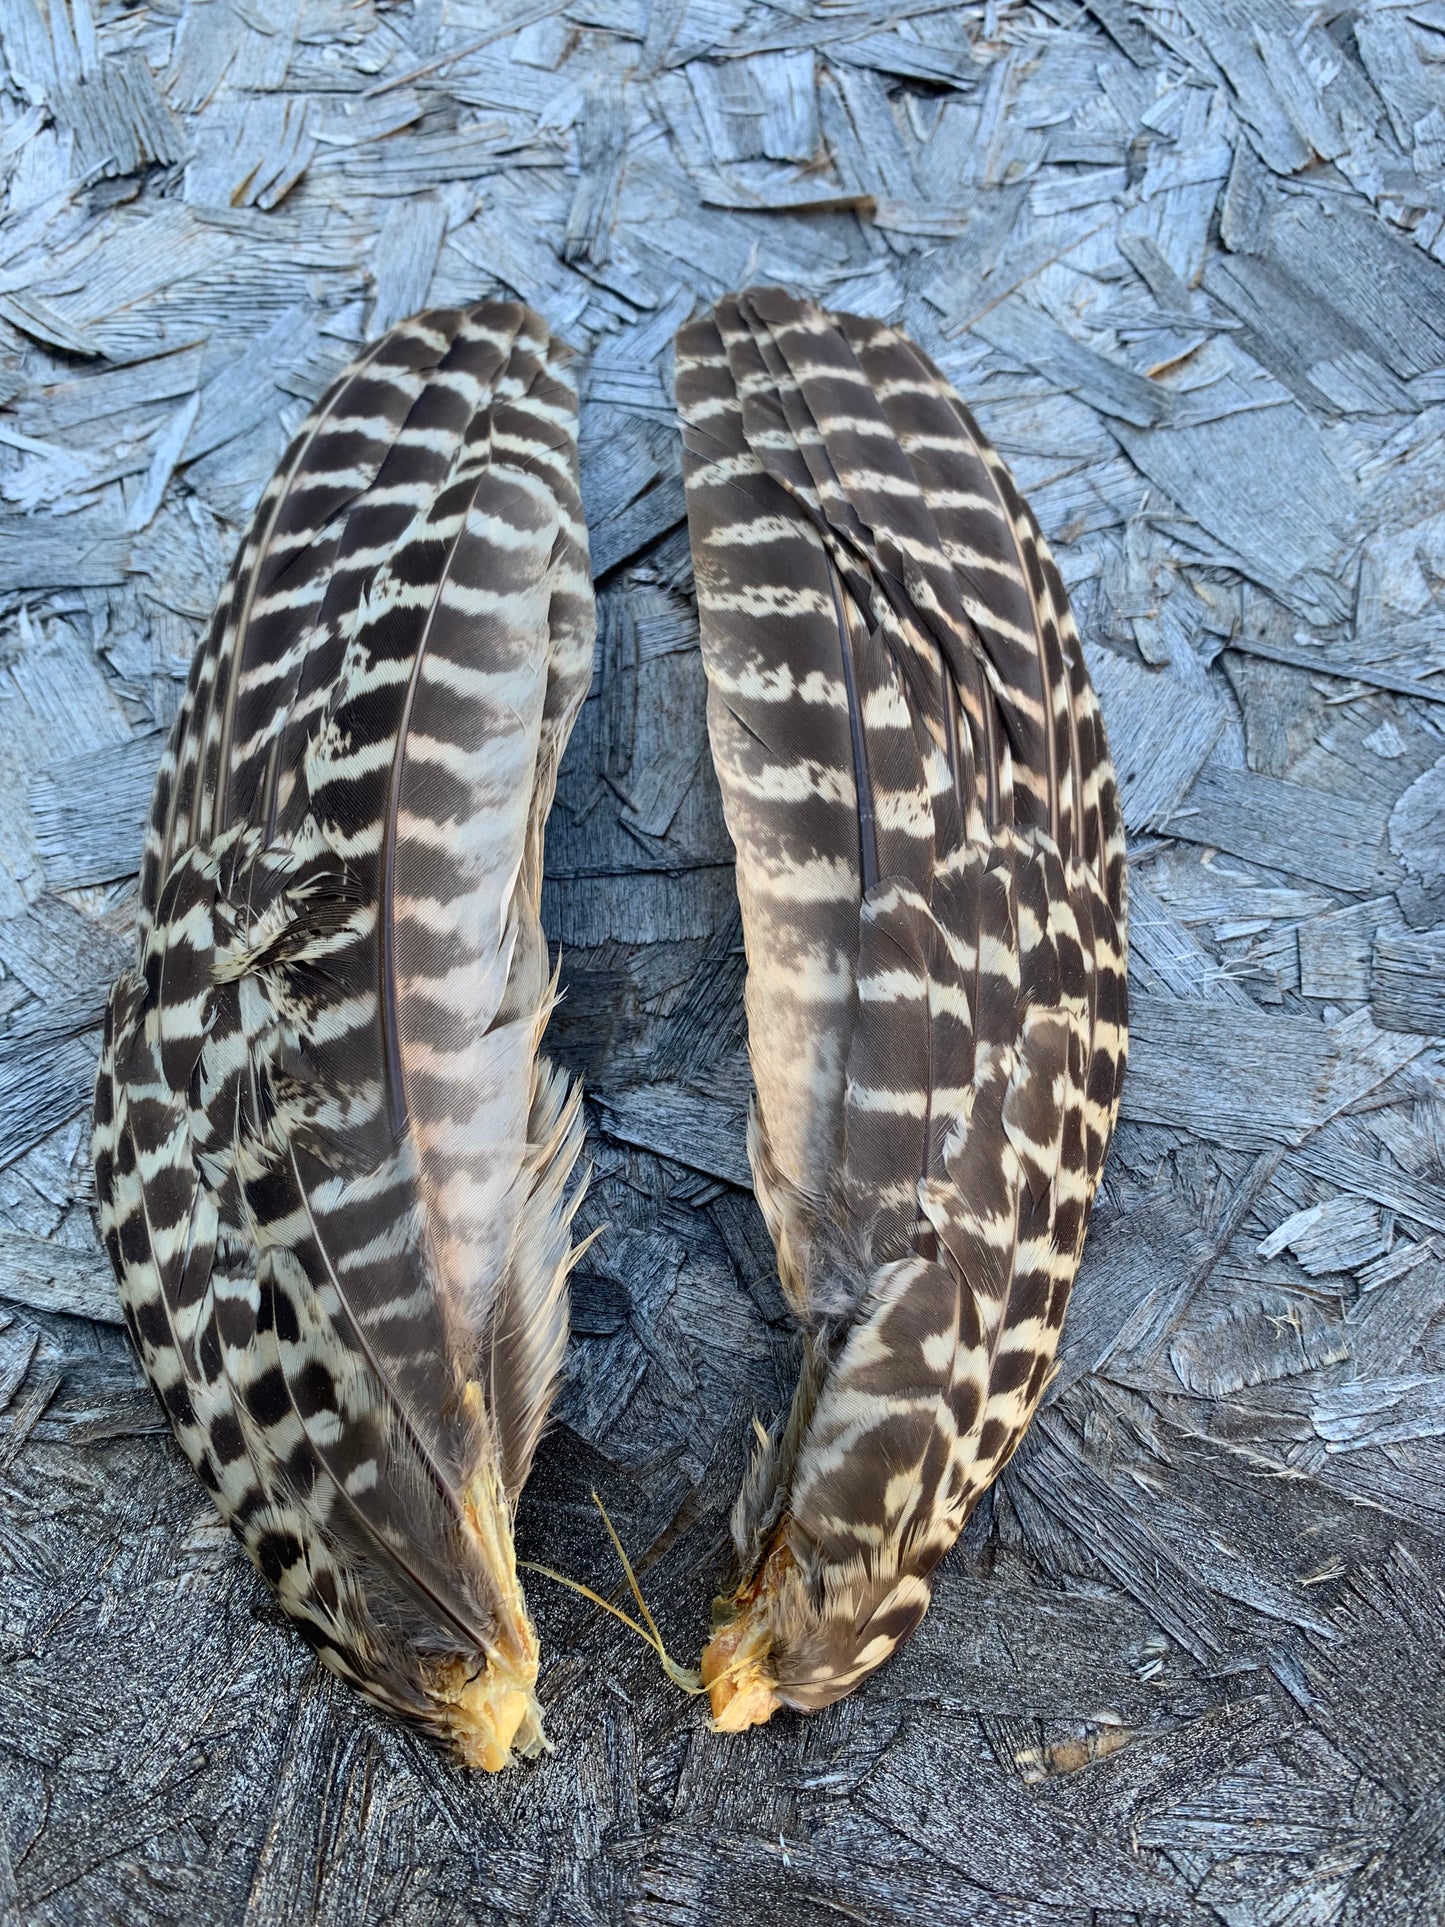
[
  {"left": 93, "top": 301, "right": 595, "bottom": 1769},
  {"left": 675, "top": 289, "right": 1128, "bottom": 1726}
]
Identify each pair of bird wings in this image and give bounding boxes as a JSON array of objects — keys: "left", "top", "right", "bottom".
[{"left": 93, "top": 289, "right": 1126, "bottom": 1765}]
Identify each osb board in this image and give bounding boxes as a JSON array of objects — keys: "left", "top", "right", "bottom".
[{"left": 3, "top": 1, "right": 1445, "bottom": 1922}]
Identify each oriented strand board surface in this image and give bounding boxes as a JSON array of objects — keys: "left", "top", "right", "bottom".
[{"left": 3, "top": 2, "right": 1445, "bottom": 1922}]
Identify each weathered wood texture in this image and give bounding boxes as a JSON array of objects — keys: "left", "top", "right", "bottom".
[{"left": 2, "top": 3, "right": 1445, "bottom": 1923}]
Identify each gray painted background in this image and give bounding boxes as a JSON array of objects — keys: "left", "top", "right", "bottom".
[{"left": 2, "top": 1, "right": 1445, "bottom": 1921}]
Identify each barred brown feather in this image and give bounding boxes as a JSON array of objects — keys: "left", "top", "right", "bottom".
[
  {"left": 92, "top": 301, "right": 596, "bottom": 1769},
  {"left": 676, "top": 289, "right": 1128, "bottom": 1727}
]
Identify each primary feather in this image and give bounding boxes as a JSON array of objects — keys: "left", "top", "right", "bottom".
[
  {"left": 92, "top": 301, "right": 596, "bottom": 1769},
  {"left": 676, "top": 289, "right": 1128, "bottom": 1726}
]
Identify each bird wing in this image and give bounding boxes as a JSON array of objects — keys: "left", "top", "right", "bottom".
[
  {"left": 94, "top": 302, "right": 595, "bottom": 1769},
  {"left": 676, "top": 288, "right": 1127, "bottom": 1724}
]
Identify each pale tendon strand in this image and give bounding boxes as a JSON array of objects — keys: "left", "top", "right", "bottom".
[{"left": 520, "top": 1491, "right": 704, "bottom": 1694}]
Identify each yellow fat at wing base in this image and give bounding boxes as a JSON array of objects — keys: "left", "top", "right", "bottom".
[
  {"left": 431, "top": 1644, "right": 547, "bottom": 1772},
  {"left": 701, "top": 1613, "right": 780, "bottom": 1731},
  {"left": 428, "top": 1390, "right": 548, "bottom": 1772},
  {"left": 700, "top": 1536, "right": 795, "bottom": 1730}
]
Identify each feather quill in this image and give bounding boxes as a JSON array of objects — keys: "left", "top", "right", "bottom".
[
  {"left": 675, "top": 289, "right": 1128, "bottom": 1726},
  {"left": 93, "top": 301, "right": 596, "bottom": 1769}
]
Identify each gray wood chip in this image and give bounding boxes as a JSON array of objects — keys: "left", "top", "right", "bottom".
[
  {"left": 1172, "top": 764, "right": 1399, "bottom": 897},
  {"left": 31, "top": 731, "right": 166, "bottom": 890},
  {"left": 1372, "top": 930, "right": 1445, "bottom": 1036}
]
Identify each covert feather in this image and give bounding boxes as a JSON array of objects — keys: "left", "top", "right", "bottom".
[
  {"left": 93, "top": 301, "right": 595, "bottom": 1770},
  {"left": 676, "top": 289, "right": 1128, "bottom": 1726}
]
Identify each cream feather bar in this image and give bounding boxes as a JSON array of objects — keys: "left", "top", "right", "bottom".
[
  {"left": 676, "top": 288, "right": 1130, "bottom": 1727},
  {"left": 92, "top": 301, "right": 595, "bottom": 1771}
]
